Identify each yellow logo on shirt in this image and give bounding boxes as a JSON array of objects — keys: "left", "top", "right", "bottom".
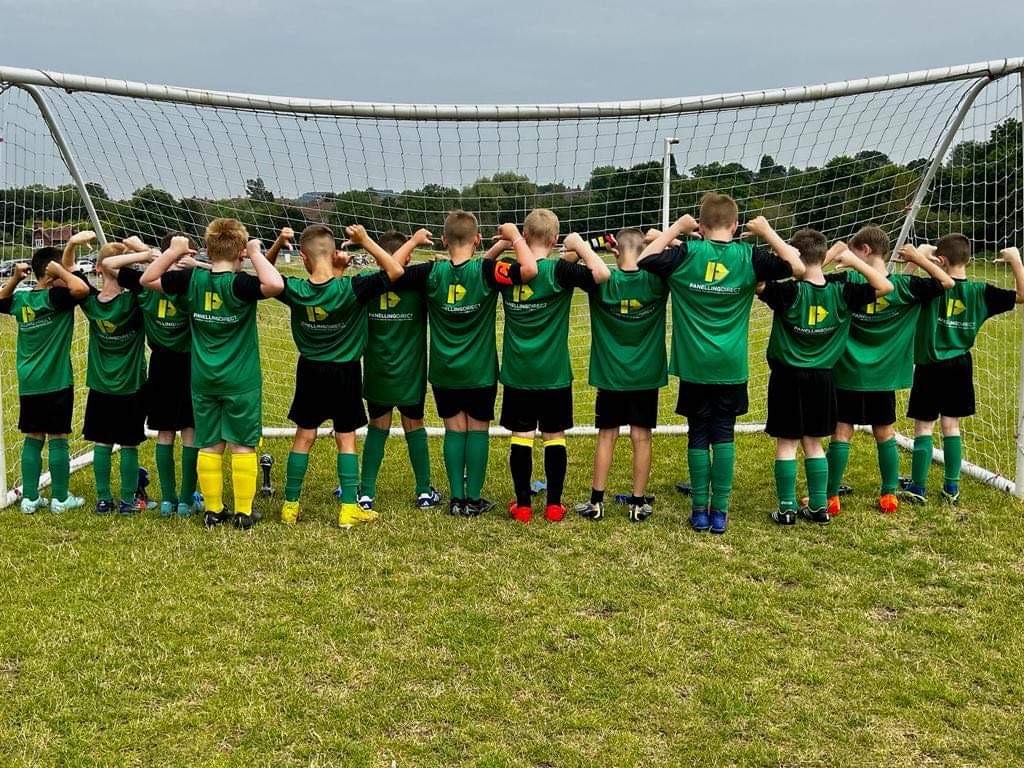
[
  {"left": 203, "top": 292, "right": 223, "bottom": 311},
  {"left": 512, "top": 284, "right": 534, "bottom": 302},
  {"left": 946, "top": 298, "right": 966, "bottom": 317},
  {"left": 807, "top": 305, "right": 829, "bottom": 326},
  {"left": 704, "top": 261, "right": 730, "bottom": 282},
  {"left": 379, "top": 292, "right": 401, "bottom": 310},
  {"left": 619, "top": 298, "right": 642, "bottom": 314},
  {"left": 157, "top": 299, "right": 177, "bottom": 318},
  {"left": 864, "top": 296, "right": 890, "bottom": 315},
  {"left": 97, "top": 319, "right": 117, "bottom": 334},
  {"left": 447, "top": 284, "right": 467, "bottom": 304},
  {"left": 305, "top": 306, "right": 328, "bottom": 322},
  {"left": 20, "top": 306, "right": 36, "bottom": 323}
]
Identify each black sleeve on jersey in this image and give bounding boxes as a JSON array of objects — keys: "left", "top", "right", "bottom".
[
  {"left": 554, "top": 259, "right": 598, "bottom": 292},
  {"left": 638, "top": 243, "right": 687, "bottom": 278},
  {"left": 843, "top": 282, "right": 878, "bottom": 311},
  {"left": 752, "top": 246, "right": 794, "bottom": 282},
  {"left": 117, "top": 266, "right": 143, "bottom": 293},
  {"left": 352, "top": 271, "right": 393, "bottom": 304},
  {"left": 71, "top": 270, "right": 99, "bottom": 297},
  {"left": 48, "top": 286, "right": 83, "bottom": 311},
  {"left": 481, "top": 258, "right": 523, "bottom": 288},
  {"left": 984, "top": 283, "right": 1017, "bottom": 318},
  {"left": 825, "top": 272, "right": 848, "bottom": 284},
  {"left": 908, "top": 275, "right": 945, "bottom": 303},
  {"left": 232, "top": 272, "right": 264, "bottom": 302},
  {"left": 161, "top": 268, "right": 194, "bottom": 296},
  {"left": 758, "top": 279, "right": 798, "bottom": 312},
  {"left": 0, "top": 296, "right": 13, "bottom": 314},
  {"left": 390, "top": 261, "right": 434, "bottom": 291}
]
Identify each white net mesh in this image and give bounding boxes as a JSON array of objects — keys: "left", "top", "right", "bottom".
[{"left": 0, "top": 66, "right": 1021, "bottom": 496}]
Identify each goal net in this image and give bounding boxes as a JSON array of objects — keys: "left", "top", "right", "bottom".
[{"left": 0, "top": 60, "right": 1021, "bottom": 501}]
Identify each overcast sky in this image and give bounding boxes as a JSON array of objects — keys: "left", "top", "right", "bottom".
[{"left": 2, "top": 0, "right": 1023, "bottom": 104}]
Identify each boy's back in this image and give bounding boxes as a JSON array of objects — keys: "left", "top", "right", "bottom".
[
  {"left": 1, "top": 286, "right": 80, "bottom": 395},
  {"left": 364, "top": 281, "right": 427, "bottom": 407},
  {"left": 279, "top": 275, "right": 376, "bottom": 363},
  {"left": 81, "top": 289, "right": 146, "bottom": 395},
  {"left": 914, "top": 277, "right": 1015, "bottom": 363}
]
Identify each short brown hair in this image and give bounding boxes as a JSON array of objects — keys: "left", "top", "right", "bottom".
[
  {"left": 791, "top": 228, "right": 828, "bottom": 266},
  {"left": 615, "top": 228, "right": 644, "bottom": 256},
  {"left": 161, "top": 230, "right": 196, "bottom": 252},
  {"left": 935, "top": 233, "right": 971, "bottom": 266},
  {"left": 850, "top": 225, "right": 890, "bottom": 257},
  {"left": 205, "top": 218, "right": 249, "bottom": 263},
  {"left": 443, "top": 210, "right": 478, "bottom": 248},
  {"left": 378, "top": 230, "right": 406, "bottom": 255},
  {"left": 299, "top": 223, "right": 335, "bottom": 259},
  {"left": 523, "top": 208, "right": 559, "bottom": 245},
  {"left": 698, "top": 192, "right": 739, "bottom": 231}
]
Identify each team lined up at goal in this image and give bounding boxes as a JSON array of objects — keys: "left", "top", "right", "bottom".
[{"left": 2, "top": 192, "right": 1022, "bottom": 533}]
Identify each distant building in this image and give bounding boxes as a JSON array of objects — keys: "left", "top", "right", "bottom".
[{"left": 32, "top": 223, "right": 74, "bottom": 248}]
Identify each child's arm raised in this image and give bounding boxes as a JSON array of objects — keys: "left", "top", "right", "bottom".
[
  {"left": 346, "top": 225, "right": 404, "bottom": 282},
  {"left": 484, "top": 235, "right": 512, "bottom": 261},
  {"left": 499, "top": 222, "right": 538, "bottom": 281},
  {"left": 0, "top": 262, "right": 30, "bottom": 301},
  {"left": 246, "top": 239, "right": 285, "bottom": 298},
  {"left": 996, "top": 247, "right": 1024, "bottom": 303},
  {"left": 141, "top": 236, "right": 194, "bottom": 293},
  {"left": 563, "top": 232, "right": 611, "bottom": 284},
  {"left": 899, "top": 244, "right": 955, "bottom": 289},
  {"left": 62, "top": 230, "right": 96, "bottom": 269},
  {"left": 102, "top": 237, "right": 156, "bottom": 273},
  {"left": 836, "top": 249, "right": 893, "bottom": 297},
  {"left": 640, "top": 215, "right": 697, "bottom": 259},
  {"left": 392, "top": 228, "right": 433, "bottom": 267},
  {"left": 46, "top": 261, "right": 90, "bottom": 299},
  {"left": 746, "top": 216, "right": 805, "bottom": 278},
  {"left": 265, "top": 227, "right": 295, "bottom": 266}
]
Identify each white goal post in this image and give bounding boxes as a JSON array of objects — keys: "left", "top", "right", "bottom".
[{"left": 0, "top": 59, "right": 1021, "bottom": 503}]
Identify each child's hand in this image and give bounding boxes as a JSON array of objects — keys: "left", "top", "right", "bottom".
[
  {"left": 13, "top": 262, "right": 30, "bottom": 281},
  {"left": 674, "top": 214, "right": 698, "bottom": 235},
  {"left": 562, "top": 232, "right": 585, "bottom": 253},
  {"left": 277, "top": 226, "right": 295, "bottom": 244},
  {"left": 245, "top": 239, "right": 264, "bottom": 258},
  {"left": 412, "top": 228, "right": 434, "bottom": 247},
  {"left": 169, "top": 235, "right": 194, "bottom": 255},
  {"left": 745, "top": 216, "right": 772, "bottom": 238},
  {"left": 897, "top": 243, "right": 922, "bottom": 264},
  {"left": 834, "top": 248, "right": 861, "bottom": 270},
  {"left": 919, "top": 244, "right": 939, "bottom": 262},
  {"left": 122, "top": 235, "right": 148, "bottom": 252},
  {"left": 824, "top": 240, "right": 848, "bottom": 267},
  {"left": 644, "top": 228, "right": 662, "bottom": 244},
  {"left": 68, "top": 230, "right": 96, "bottom": 247},
  {"left": 332, "top": 250, "right": 352, "bottom": 272},
  {"left": 997, "top": 247, "right": 1022, "bottom": 266},
  {"left": 489, "top": 234, "right": 512, "bottom": 254},
  {"left": 345, "top": 225, "right": 369, "bottom": 246},
  {"left": 44, "top": 261, "right": 65, "bottom": 279},
  {"left": 498, "top": 223, "right": 522, "bottom": 243}
]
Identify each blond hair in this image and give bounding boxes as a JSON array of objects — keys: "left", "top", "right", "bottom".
[
  {"left": 443, "top": 210, "right": 479, "bottom": 248},
  {"left": 523, "top": 208, "right": 559, "bottom": 246},
  {"left": 98, "top": 242, "right": 129, "bottom": 262},
  {"left": 698, "top": 192, "right": 739, "bottom": 231},
  {"left": 299, "top": 223, "right": 335, "bottom": 260},
  {"left": 205, "top": 218, "right": 249, "bottom": 263},
  {"left": 614, "top": 228, "right": 644, "bottom": 257}
]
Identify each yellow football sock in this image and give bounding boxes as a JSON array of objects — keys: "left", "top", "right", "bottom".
[
  {"left": 231, "top": 452, "right": 258, "bottom": 515},
  {"left": 197, "top": 451, "right": 224, "bottom": 513}
]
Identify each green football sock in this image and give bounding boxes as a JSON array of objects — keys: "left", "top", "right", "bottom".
[
  {"left": 337, "top": 452, "right": 359, "bottom": 505},
  {"left": 687, "top": 448, "right": 711, "bottom": 508},
  {"left": 942, "top": 435, "right": 962, "bottom": 487},
  {"left": 284, "top": 451, "right": 309, "bottom": 502},
  {"left": 465, "top": 429, "right": 490, "bottom": 500},
  {"left": 912, "top": 435, "right": 933, "bottom": 489},
  {"left": 21, "top": 436, "right": 44, "bottom": 500},
  {"left": 877, "top": 438, "right": 899, "bottom": 495},
  {"left": 774, "top": 458, "right": 797, "bottom": 512},
  {"left": 359, "top": 426, "right": 389, "bottom": 498},
  {"left": 155, "top": 443, "right": 177, "bottom": 504},
  {"left": 93, "top": 444, "right": 113, "bottom": 501},
  {"left": 180, "top": 445, "right": 199, "bottom": 502},
  {"left": 805, "top": 456, "right": 828, "bottom": 510},
  {"left": 709, "top": 441, "right": 735, "bottom": 512},
  {"left": 406, "top": 427, "right": 432, "bottom": 496},
  {"left": 119, "top": 446, "right": 139, "bottom": 505},
  {"left": 49, "top": 438, "right": 70, "bottom": 502},
  {"left": 826, "top": 440, "right": 850, "bottom": 497},
  {"left": 443, "top": 430, "right": 467, "bottom": 499}
]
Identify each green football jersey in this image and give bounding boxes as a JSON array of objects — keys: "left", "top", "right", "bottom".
[
  {"left": 834, "top": 272, "right": 942, "bottom": 391},
  {"left": 119, "top": 267, "right": 190, "bottom": 353},
  {"left": 914, "top": 278, "right": 1016, "bottom": 363},
  {"left": 425, "top": 259, "right": 498, "bottom": 388},
  {"left": 587, "top": 268, "right": 668, "bottom": 391},
  {"left": 364, "top": 284, "right": 427, "bottom": 406},
  {"left": 763, "top": 279, "right": 875, "bottom": 369},
  {"left": 278, "top": 276, "right": 367, "bottom": 364},
  {"left": 499, "top": 258, "right": 575, "bottom": 389},
  {"left": 641, "top": 239, "right": 790, "bottom": 384},
  {"left": 174, "top": 269, "right": 261, "bottom": 395},
  {"left": 82, "top": 292, "right": 147, "bottom": 395},
  {"left": 2, "top": 288, "right": 78, "bottom": 396}
]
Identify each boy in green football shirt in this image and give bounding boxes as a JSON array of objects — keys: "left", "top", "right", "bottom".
[
  {"left": 0, "top": 242, "right": 91, "bottom": 514},
  {"left": 639, "top": 194, "right": 804, "bottom": 534},
  {"left": 104, "top": 232, "right": 210, "bottom": 518},
  {"left": 759, "top": 231, "right": 892, "bottom": 525},
  {"left": 571, "top": 228, "right": 668, "bottom": 523},
  {"left": 358, "top": 228, "right": 439, "bottom": 511},
  {"left": 274, "top": 223, "right": 404, "bottom": 528},
  {"left": 492, "top": 210, "right": 611, "bottom": 524},
  {"left": 391, "top": 210, "right": 532, "bottom": 517},
  {"left": 823, "top": 226, "right": 952, "bottom": 517},
  {"left": 77, "top": 239, "right": 150, "bottom": 514},
  {"left": 141, "top": 219, "right": 284, "bottom": 530},
  {"left": 901, "top": 236, "right": 1024, "bottom": 505}
]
